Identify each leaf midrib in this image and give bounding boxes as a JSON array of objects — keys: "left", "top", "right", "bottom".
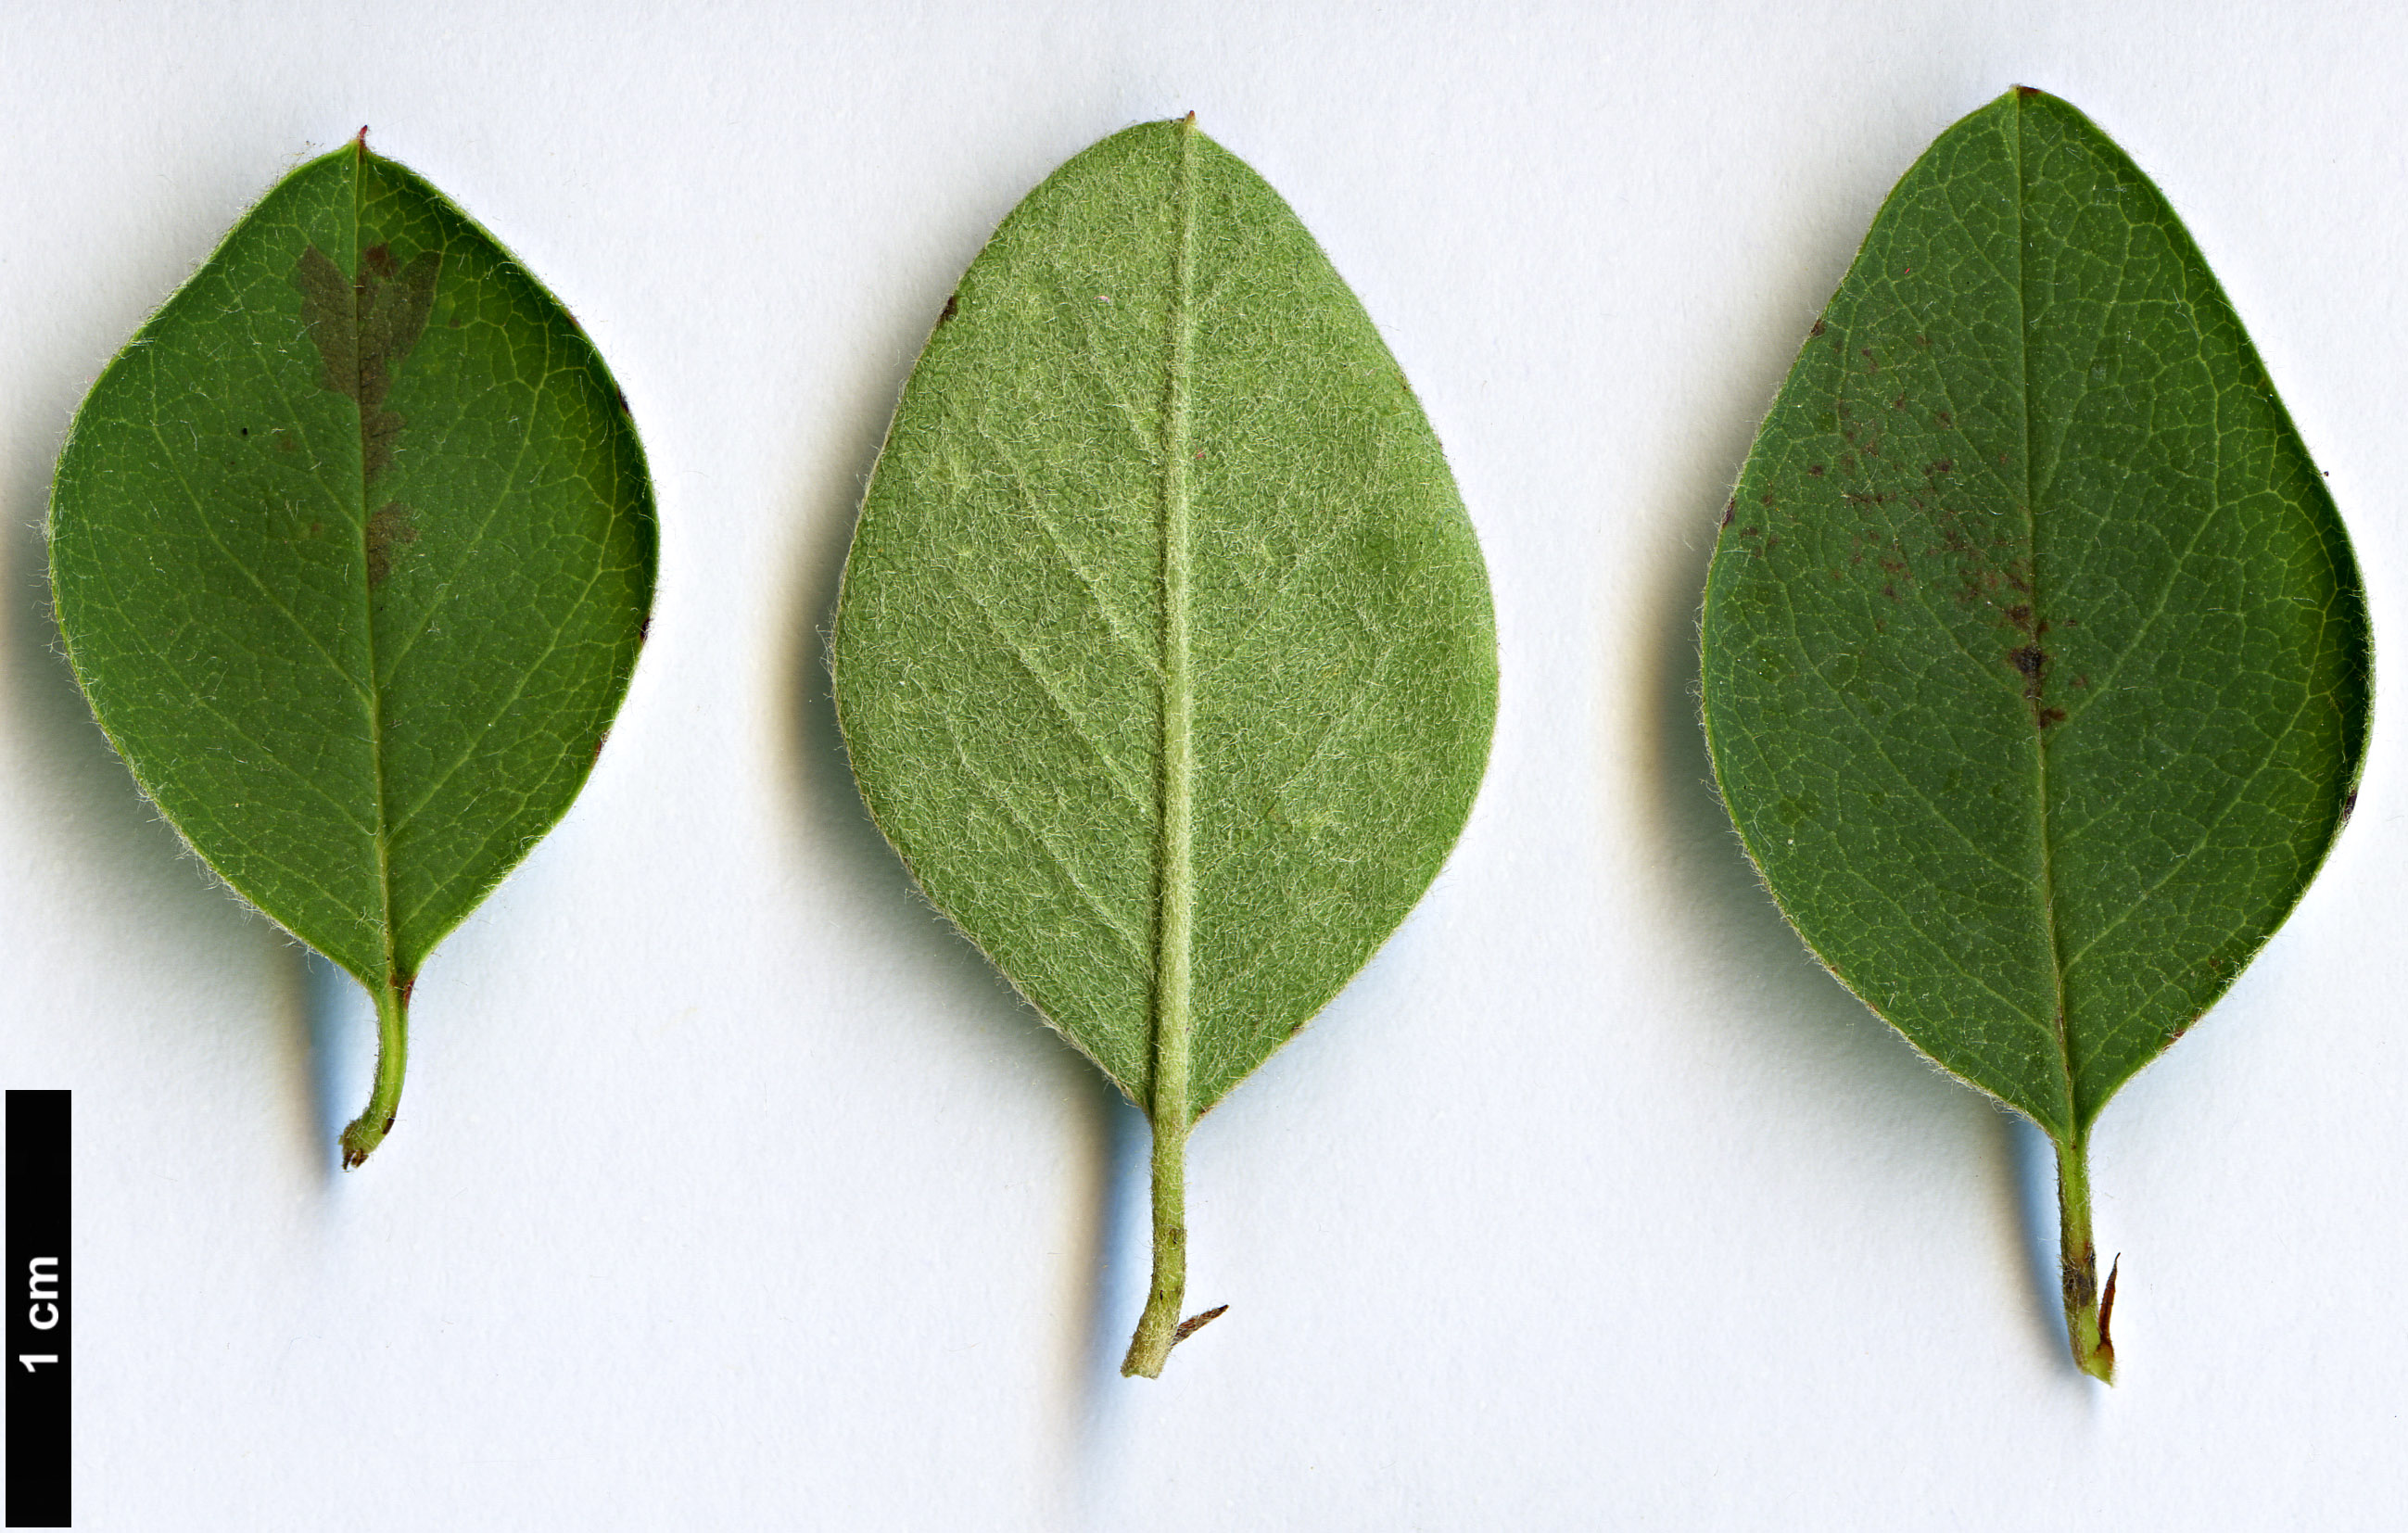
[
  {"left": 2011, "top": 93, "right": 2081, "bottom": 1136},
  {"left": 1150, "top": 120, "right": 1199, "bottom": 1124},
  {"left": 349, "top": 142, "right": 404, "bottom": 991}
]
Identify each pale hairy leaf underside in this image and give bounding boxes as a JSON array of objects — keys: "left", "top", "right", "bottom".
[{"left": 834, "top": 119, "right": 1497, "bottom": 1119}]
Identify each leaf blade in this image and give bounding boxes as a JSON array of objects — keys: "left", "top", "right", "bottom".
[
  {"left": 50, "top": 140, "right": 655, "bottom": 1155},
  {"left": 1701, "top": 88, "right": 2369, "bottom": 1136},
  {"left": 833, "top": 118, "right": 1498, "bottom": 1117}
]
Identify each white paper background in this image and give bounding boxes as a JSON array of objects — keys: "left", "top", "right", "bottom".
[{"left": 5, "top": 2, "right": 2404, "bottom": 1527}]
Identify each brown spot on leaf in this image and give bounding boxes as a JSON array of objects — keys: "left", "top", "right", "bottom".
[
  {"left": 2037, "top": 706, "right": 2066, "bottom": 728},
  {"left": 297, "top": 242, "right": 442, "bottom": 483},
  {"left": 939, "top": 292, "right": 960, "bottom": 323},
  {"left": 2009, "top": 642, "right": 2047, "bottom": 682},
  {"left": 2341, "top": 789, "right": 2359, "bottom": 823},
  {"left": 1806, "top": 463, "right": 1825, "bottom": 477},
  {"left": 1935, "top": 410, "right": 1953, "bottom": 427},
  {"left": 365, "top": 502, "right": 419, "bottom": 587},
  {"left": 1810, "top": 318, "right": 1827, "bottom": 337},
  {"left": 1720, "top": 499, "right": 1735, "bottom": 527}
]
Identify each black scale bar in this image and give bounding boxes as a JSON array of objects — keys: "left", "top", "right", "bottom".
[{"left": 6, "top": 1092, "right": 70, "bottom": 1528}]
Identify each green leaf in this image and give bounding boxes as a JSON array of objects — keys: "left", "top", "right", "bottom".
[
  {"left": 49, "top": 137, "right": 657, "bottom": 1168},
  {"left": 1700, "top": 89, "right": 2370, "bottom": 1380},
  {"left": 831, "top": 117, "right": 1496, "bottom": 1376}
]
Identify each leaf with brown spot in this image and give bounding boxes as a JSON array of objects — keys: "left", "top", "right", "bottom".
[
  {"left": 1700, "top": 89, "right": 2369, "bottom": 1382},
  {"left": 49, "top": 138, "right": 656, "bottom": 1169}
]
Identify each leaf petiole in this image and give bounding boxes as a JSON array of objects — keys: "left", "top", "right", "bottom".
[
  {"left": 2052, "top": 1130, "right": 2117, "bottom": 1384},
  {"left": 339, "top": 978, "right": 412, "bottom": 1170},
  {"left": 1122, "top": 1118, "right": 1191, "bottom": 1377}
]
